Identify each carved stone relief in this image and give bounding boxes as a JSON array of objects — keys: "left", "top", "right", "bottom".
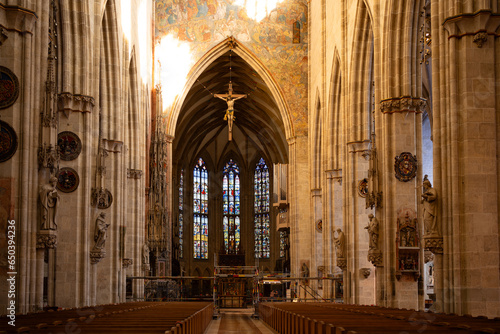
[
  {"left": 58, "top": 93, "right": 95, "bottom": 117},
  {"left": 360, "top": 268, "right": 371, "bottom": 279},
  {"left": 36, "top": 233, "right": 57, "bottom": 249},
  {"left": 473, "top": 31, "right": 488, "bottom": 48},
  {"left": 91, "top": 187, "right": 113, "bottom": 209},
  {"left": 396, "top": 208, "right": 420, "bottom": 281},
  {"left": 37, "top": 144, "right": 59, "bottom": 172},
  {"left": 122, "top": 258, "right": 133, "bottom": 268},
  {"left": 380, "top": 97, "right": 427, "bottom": 114},
  {"left": 127, "top": 168, "right": 143, "bottom": 179}
]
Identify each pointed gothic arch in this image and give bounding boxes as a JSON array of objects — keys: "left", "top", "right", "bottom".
[
  {"left": 99, "top": 0, "right": 122, "bottom": 139},
  {"left": 312, "top": 90, "right": 323, "bottom": 189},
  {"left": 328, "top": 51, "right": 343, "bottom": 170},
  {"left": 167, "top": 37, "right": 294, "bottom": 141},
  {"left": 349, "top": 0, "right": 374, "bottom": 142}
]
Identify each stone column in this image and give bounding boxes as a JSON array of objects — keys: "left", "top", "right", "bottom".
[
  {"left": 330, "top": 170, "right": 343, "bottom": 298},
  {"left": 346, "top": 142, "right": 374, "bottom": 305},
  {"left": 433, "top": 2, "right": 500, "bottom": 317},
  {"left": 311, "top": 188, "right": 322, "bottom": 294},
  {"left": 324, "top": 170, "right": 335, "bottom": 299},
  {"left": 424, "top": 238, "right": 443, "bottom": 312},
  {"left": 47, "top": 249, "right": 56, "bottom": 307}
]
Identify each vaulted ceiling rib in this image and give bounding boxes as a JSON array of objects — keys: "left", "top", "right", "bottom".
[{"left": 174, "top": 51, "right": 288, "bottom": 166}]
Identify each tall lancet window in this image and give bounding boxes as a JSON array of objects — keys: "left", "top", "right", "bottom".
[
  {"left": 223, "top": 159, "right": 240, "bottom": 253},
  {"left": 254, "top": 158, "right": 270, "bottom": 258},
  {"left": 178, "top": 169, "right": 184, "bottom": 258},
  {"left": 193, "top": 158, "right": 208, "bottom": 259}
]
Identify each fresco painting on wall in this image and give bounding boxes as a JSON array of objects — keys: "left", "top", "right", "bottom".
[{"left": 155, "top": 0, "right": 308, "bottom": 135}]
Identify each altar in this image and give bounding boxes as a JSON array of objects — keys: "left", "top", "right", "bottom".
[{"left": 219, "top": 278, "right": 246, "bottom": 308}]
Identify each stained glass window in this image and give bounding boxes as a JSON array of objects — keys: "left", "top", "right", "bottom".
[
  {"left": 179, "top": 169, "right": 184, "bottom": 258},
  {"left": 193, "top": 158, "right": 208, "bottom": 259},
  {"left": 223, "top": 159, "right": 240, "bottom": 253},
  {"left": 254, "top": 158, "right": 270, "bottom": 258}
]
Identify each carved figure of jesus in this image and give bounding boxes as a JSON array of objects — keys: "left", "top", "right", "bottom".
[{"left": 214, "top": 82, "right": 247, "bottom": 141}]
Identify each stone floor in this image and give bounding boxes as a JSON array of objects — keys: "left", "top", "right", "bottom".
[{"left": 205, "top": 308, "right": 275, "bottom": 333}]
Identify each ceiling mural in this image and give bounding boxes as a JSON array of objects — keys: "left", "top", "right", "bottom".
[{"left": 155, "top": 0, "right": 308, "bottom": 136}]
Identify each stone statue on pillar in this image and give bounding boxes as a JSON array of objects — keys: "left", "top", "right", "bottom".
[
  {"left": 422, "top": 176, "right": 443, "bottom": 254},
  {"left": 39, "top": 176, "right": 60, "bottom": 230},
  {"left": 365, "top": 213, "right": 383, "bottom": 266},
  {"left": 365, "top": 214, "right": 379, "bottom": 250},
  {"left": 334, "top": 228, "right": 347, "bottom": 270},
  {"left": 421, "top": 176, "right": 438, "bottom": 237},
  {"left": 422, "top": 175, "right": 439, "bottom": 236},
  {"left": 90, "top": 212, "right": 109, "bottom": 264},
  {"left": 334, "top": 228, "right": 346, "bottom": 258},
  {"left": 93, "top": 212, "right": 109, "bottom": 250},
  {"left": 143, "top": 243, "right": 150, "bottom": 271}
]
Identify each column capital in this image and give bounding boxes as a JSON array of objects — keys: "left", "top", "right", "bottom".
[
  {"left": 379, "top": 96, "right": 427, "bottom": 114},
  {"left": 0, "top": 3, "right": 37, "bottom": 35},
  {"left": 443, "top": 10, "right": 500, "bottom": 48}
]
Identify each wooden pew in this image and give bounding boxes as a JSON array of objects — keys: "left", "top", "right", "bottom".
[{"left": 259, "top": 302, "right": 500, "bottom": 334}]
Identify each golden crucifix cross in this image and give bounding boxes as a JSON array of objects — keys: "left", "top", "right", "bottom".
[{"left": 214, "top": 82, "right": 247, "bottom": 141}]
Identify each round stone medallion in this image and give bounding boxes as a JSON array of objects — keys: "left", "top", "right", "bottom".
[
  {"left": 394, "top": 152, "right": 418, "bottom": 182},
  {"left": 56, "top": 167, "right": 80, "bottom": 193},
  {"left": 58, "top": 131, "right": 82, "bottom": 161},
  {"left": 97, "top": 189, "right": 113, "bottom": 209},
  {"left": 316, "top": 219, "right": 323, "bottom": 232},
  {"left": 0, "top": 66, "right": 20, "bottom": 109},
  {"left": 358, "top": 178, "right": 368, "bottom": 197},
  {"left": 0, "top": 120, "right": 18, "bottom": 163}
]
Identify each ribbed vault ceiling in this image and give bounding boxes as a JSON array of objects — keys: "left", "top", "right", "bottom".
[{"left": 174, "top": 50, "right": 288, "bottom": 166}]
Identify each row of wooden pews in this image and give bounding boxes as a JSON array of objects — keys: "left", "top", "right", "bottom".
[
  {"left": 259, "top": 302, "right": 500, "bottom": 334},
  {"left": 0, "top": 302, "right": 213, "bottom": 334}
]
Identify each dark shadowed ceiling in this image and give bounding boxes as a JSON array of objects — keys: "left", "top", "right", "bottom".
[{"left": 173, "top": 50, "right": 288, "bottom": 168}]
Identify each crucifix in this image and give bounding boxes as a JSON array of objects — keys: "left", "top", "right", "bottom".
[{"left": 214, "top": 82, "right": 247, "bottom": 141}]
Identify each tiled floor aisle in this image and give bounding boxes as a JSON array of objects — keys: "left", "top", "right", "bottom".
[{"left": 205, "top": 308, "right": 275, "bottom": 333}]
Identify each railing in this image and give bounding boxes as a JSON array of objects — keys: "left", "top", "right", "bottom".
[
  {"left": 299, "top": 284, "right": 326, "bottom": 302},
  {"left": 165, "top": 302, "right": 214, "bottom": 334}
]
